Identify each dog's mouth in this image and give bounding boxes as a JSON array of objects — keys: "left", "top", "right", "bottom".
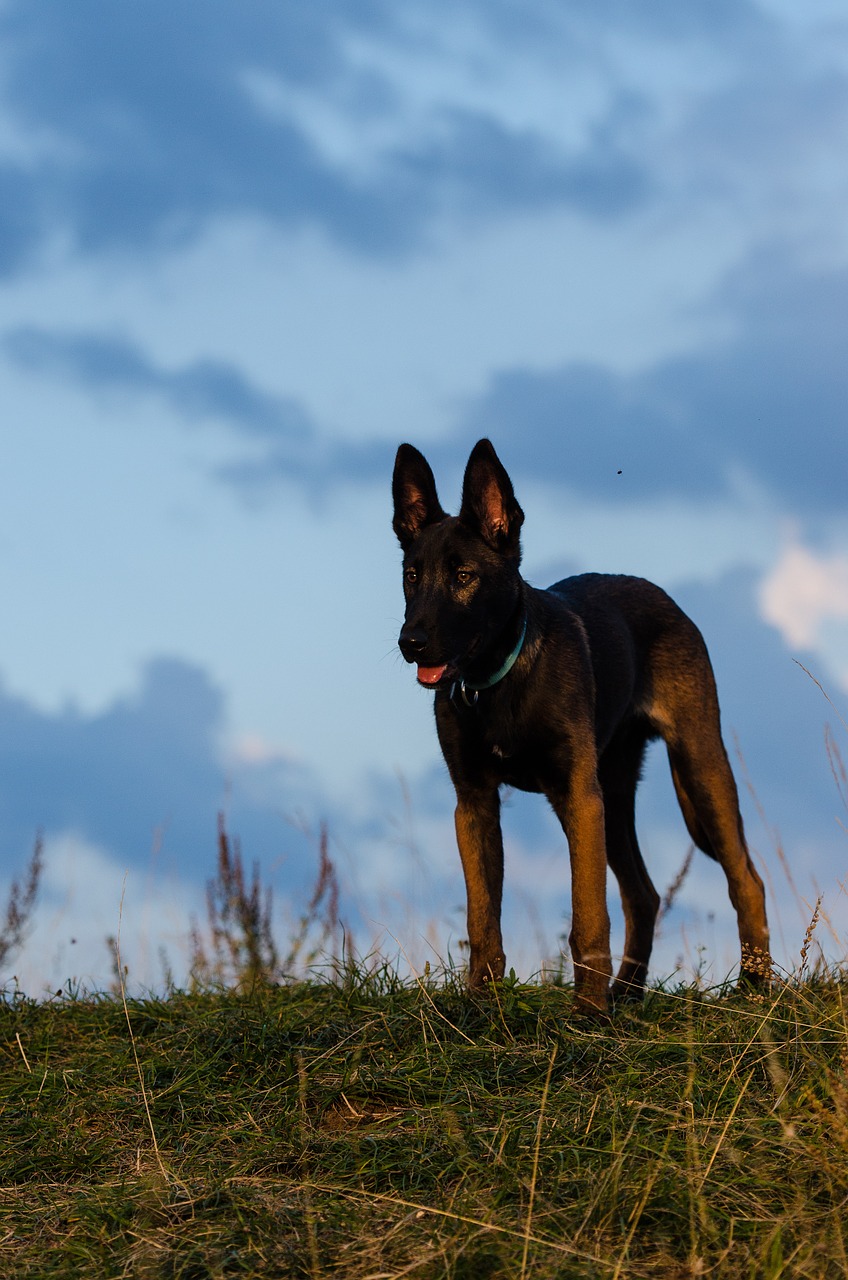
[
  {"left": 415, "top": 638, "right": 481, "bottom": 689},
  {"left": 416, "top": 663, "right": 454, "bottom": 688}
]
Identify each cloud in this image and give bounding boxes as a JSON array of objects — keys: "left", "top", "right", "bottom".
[
  {"left": 3, "top": 0, "right": 788, "bottom": 274},
  {"left": 1, "top": 321, "right": 405, "bottom": 497},
  {"left": 0, "top": 658, "right": 222, "bottom": 865},
  {"left": 0, "top": 170, "right": 43, "bottom": 274},
  {"left": 389, "top": 103, "right": 650, "bottom": 222},
  {"left": 6, "top": 244, "right": 846, "bottom": 522},
  {"left": 758, "top": 541, "right": 848, "bottom": 650},
  {"left": 677, "top": 60, "right": 848, "bottom": 217},
  {"left": 4, "top": 326, "right": 315, "bottom": 444},
  {"left": 0, "top": 657, "right": 319, "bottom": 882},
  {"left": 430, "top": 0, "right": 769, "bottom": 56},
  {"left": 448, "top": 254, "right": 848, "bottom": 515},
  {"left": 0, "top": 0, "right": 652, "bottom": 273},
  {"left": 10, "top": 246, "right": 844, "bottom": 521},
  {"left": 5, "top": 831, "right": 201, "bottom": 996}
]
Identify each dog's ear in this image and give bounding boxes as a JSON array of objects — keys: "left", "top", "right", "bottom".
[
  {"left": 459, "top": 439, "right": 524, "bottom": 557},
  {"left": 392, "top": 444, "right": 447, "bottom": 550}
]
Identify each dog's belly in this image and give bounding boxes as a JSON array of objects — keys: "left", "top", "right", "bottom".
[{"left": 491, "top": 754, "right": 545, "bottom": 794}]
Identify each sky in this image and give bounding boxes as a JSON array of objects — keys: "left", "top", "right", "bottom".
[{"left": 2, "top": 0, "right": 848, "bottom": 994}]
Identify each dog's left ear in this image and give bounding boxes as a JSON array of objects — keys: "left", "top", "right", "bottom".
[{"left": 459, "top": 439, "right": 524, "bottom": 557}]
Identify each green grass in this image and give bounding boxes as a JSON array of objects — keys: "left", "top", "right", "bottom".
[{"left": 2, "top": 963, "right": 847, "bottom": 1279}]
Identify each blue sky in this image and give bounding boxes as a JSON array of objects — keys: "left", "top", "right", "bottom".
[{"left": 2, "top": 0, "right": 848, "bottom": 992}]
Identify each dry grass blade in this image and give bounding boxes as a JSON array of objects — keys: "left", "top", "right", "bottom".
[
  {"left": 114, "top": 879, "right": 170, "bottom": 1187},
  {"left": 824, "top": 725, "right": 848, "bottom": 819},
  {"left": 0, "top": 835, "right": 43, "bottom": 969},
  {"left": 189, "top": 815, "right": 342, "bottom": 990},
  {"left": 800, "top": 896, "right": 824, "bottom": 974},
  {"left": 793, "top": 660, "right": 848, "bottom": 733},
  {"left": 658, "top": 844, "right": 694, "bottom": 923},
  {"left": 302, "top": 1181, "right": 598, "bottom": 1262},
  {"left": 520, "top": 1043, "right": 557, "bottom": 1280}
]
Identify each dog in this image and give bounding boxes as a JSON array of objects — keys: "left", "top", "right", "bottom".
[{"left": 392, "top": 438, "right": 770, "bottom": 1013}]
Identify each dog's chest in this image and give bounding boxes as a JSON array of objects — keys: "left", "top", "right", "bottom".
[{"left": 482, "top": 728, "right": 546, "bottom": 793}]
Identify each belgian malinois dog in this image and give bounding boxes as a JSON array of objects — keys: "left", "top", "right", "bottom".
[{"left": 392, "top": 438, "right": 770, "bottom": 1013}]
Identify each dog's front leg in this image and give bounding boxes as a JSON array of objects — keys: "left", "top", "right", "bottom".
[
  {"left": 454, "top": 789, "right": 506, "bottom": 988},
  {"left": 547, "top": 773, "right": 612, "bottom": 1015}
]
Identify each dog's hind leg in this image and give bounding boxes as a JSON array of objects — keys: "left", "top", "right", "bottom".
[
  {"left": 596, "top": 727, "right": 666, "bottom": 1003},
  {"left": 668, "top": 756, "right": 714, "bottom": 858},
  {"left": 667, "top": 735, "right": 770, "bottom": 984},
  {"left": 454, "top": 789, "right": 507, "bottom": 988},
  {"left": 599, "top": 726, "right": 660, "bottom": 1003}
]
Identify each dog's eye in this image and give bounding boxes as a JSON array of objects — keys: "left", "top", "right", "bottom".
[
  {"left": 455, "top": 569, "right": 475, "bottom": 587},
  {"left": 404, "top": 567, "right": 418, "bottom": 586}
]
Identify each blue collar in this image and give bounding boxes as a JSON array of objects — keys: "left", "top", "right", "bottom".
[{"left": 451, "top": 616, "right": 527, "bottom": 707}]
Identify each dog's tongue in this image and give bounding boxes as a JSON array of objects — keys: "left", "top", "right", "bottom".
[{"left": 417, "top": 664, "right": 448, "bottom": 686}]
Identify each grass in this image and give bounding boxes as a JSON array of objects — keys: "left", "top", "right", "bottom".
[{"left": 2, "top": 958, "right": 847, "bottom": 1278}]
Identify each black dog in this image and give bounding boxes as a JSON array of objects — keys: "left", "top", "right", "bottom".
[{"left": 392, "top": 438, "right": 770, "bottom": 1013}]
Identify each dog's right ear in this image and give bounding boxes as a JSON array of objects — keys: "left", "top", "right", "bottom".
[{"left": 392, "top": 444, "right": 447, "bottom": 551}]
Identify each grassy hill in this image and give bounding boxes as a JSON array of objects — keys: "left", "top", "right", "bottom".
[{"left": 2, "top": 960, "right": 847, "bottom": 1279}]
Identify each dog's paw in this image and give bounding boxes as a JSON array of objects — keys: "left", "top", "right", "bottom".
[
  {"left": 466, "top": 955, "right": 506, "bottom": 991},
  {"left": 610, "top": 981, "right": 646, "bottom": 1009},
  {"left": 572, "top": 991, "right": 611, "bottom": 1020}
]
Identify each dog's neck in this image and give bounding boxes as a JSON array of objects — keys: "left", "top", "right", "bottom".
[{"left": 450, "top": 611, "right": 528, "bottom": 707}]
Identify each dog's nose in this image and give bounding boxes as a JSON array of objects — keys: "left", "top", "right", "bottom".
[{"left": 398, "top": 626, "right": 428, "bottom": 663}]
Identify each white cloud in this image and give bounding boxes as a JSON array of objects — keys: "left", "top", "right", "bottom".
[
  {"left": 2, "top": 832, "right": 201, "bottom": 995},
  {"left": 229, "top": 731, "right": 300, "bottom": 767},
  {"left": 758, "top": 540, "right": 848, "bottom": 648}
]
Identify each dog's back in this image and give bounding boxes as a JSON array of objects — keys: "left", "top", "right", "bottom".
[{"left": 546, "top": 572, "right": 720, "bottom": 749}]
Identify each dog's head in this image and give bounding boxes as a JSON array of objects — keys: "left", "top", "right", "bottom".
[{"left": 392, "top": 439, "right": 524, "bottom": 689}]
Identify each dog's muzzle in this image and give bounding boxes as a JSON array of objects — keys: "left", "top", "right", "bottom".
[{"left": 399, "top": 626, "right": 454, "bottom": 688}]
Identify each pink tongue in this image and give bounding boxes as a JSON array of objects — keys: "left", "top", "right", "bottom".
[{"left": 417, "top": 664, "right": 448, "bottom": 686}]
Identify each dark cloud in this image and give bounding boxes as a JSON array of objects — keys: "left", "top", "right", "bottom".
[
  {"left": 454, "top": 256, "right": 848, "bottom": 514},
  {"left": 681, "top": 65, "right": 848, "bottom": 183},
  {"left": 1, "top": 321, "right": 400, "bottom": 496},
  {"left": 207, "top": 253, "right": 848, "bottom": 516},
  {"left": 7, "top": 252, "right": 845, "bottom": 519},
  {"left": 0, "top": 171, "right": 43, "bottom": 275},
  {"left": 1, "top": 323, "right": 399, "bottom": 499},
  {"left": 391, "top": 104, "right": 650, "bottom": 221},
  {"left": 0, "top": 0, "right": 656, "bottom": 273},
  {"left": 216, "top": 436, "right": 397, "bottom": 503},
  {"left": 202, "top": 253, "right": 848, "bottom": 516},
  {"left": 463, "top": 361, "right": 725, "bottom": 500},
  {"left": 4, "top": 327, "right": 314, "bottom": 444},
  {"left": 0, "top": 658, "right": 318, "bottom": 889},
  {"left": 447, "top": 0, "right": 768, "bottom": 52},
  {"left": 0, "top": 658, "right": 224, "bottom": 867}
]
